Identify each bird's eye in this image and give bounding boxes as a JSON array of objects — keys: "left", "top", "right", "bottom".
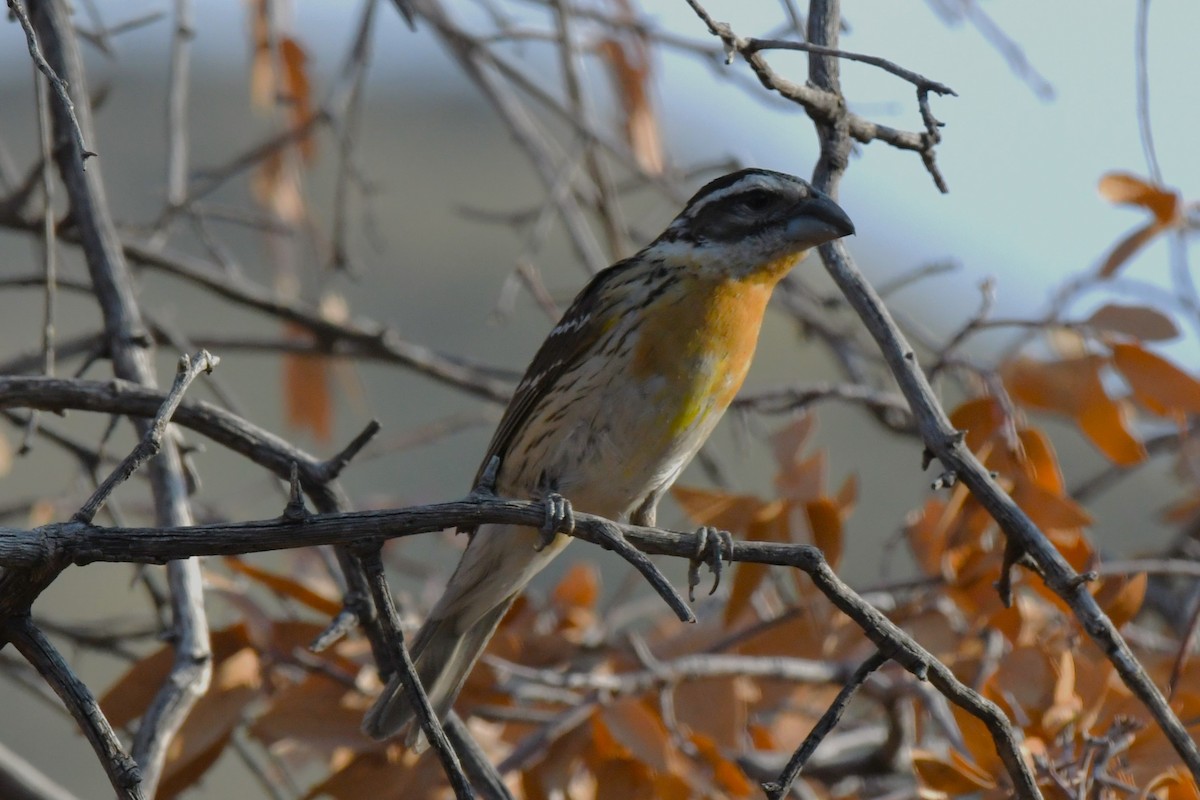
[{"left": 734, "top": 190, "right": 774, "bottom": 212}]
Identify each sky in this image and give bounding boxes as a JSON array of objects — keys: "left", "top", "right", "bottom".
[{"left": 3, "top": 1, "right": 1195, "bottom": 331}]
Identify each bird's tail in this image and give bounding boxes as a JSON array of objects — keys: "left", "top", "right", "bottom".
[{"left": 361, "top": 598, "right": 514, "bottom": 748}]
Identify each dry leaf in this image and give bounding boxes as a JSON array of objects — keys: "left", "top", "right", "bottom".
[
  {"left": 1098, "top": 172, "right": 1179, "bottom": 224},
  {"left": 249, "top": 673, "right": 369, "bottom": 752},
  {"left": 1112, "top": 342, "right": 1200, "bottom": 416},
  {"left": 1087, "top": 303, "right": 1179, "bottom": 341},
  {"left": 279, "top": 36, "right": 315, "bottom": 162},
  {"left": 596, "top": 38, "right": 663, "bottom": 175},
  {"left": 1041, "top": 650, "right": 1082, "bottom": 736},
  {"left": 1141, "top": 769, "right": 1200, "bottom": 800},
  {"left": 1004, "top": 355, "right": 1105, "bottom": 415},
  {"left": 691, "top": 733, "right": 754, "bottom": 797},
  {"left": 1076, "top": 395, "right": 1146, "bottom": 465},
  {"left": 1016, "top": 427, "right": 1064, "bottom": 493},
  {"left": 248, "top": 0, "right": 273, "bottom": 109},
  {"left": 599, "top": 697, "right": 675, "bottom": 774},
  {"left": 768, "top": 414, "right": 815, "bottom": 469},
  {"left": 949, "top": 396, "right": 1006, "bottom": 453},
  {"left": 593, "top": 758, "right": 656, "bottom": 800},
  {"left": 158, "top": 648, "right": 262, "bottom": 798},
  {"left": 911, "top": 749, "right": 997, "bottom": 793},
  {"left": 1098, "top": 219, "right": 1169, "bottom": 278},
  {"left": 674, "top": 676, "right": 747, "bottom": 750},
  {"left": 282, "top": 322, "right": 333, "bottom": 443},
  {"left": 1010, "top": 481, "right": 1092, "bottom": 531},
  {"left": 551, "top": 562, "right": 600, "bottom": 612},
  {"left": 1092, "top": 572, "right": 1146, "bottom": 629},
  {"left": 102, "top": 626, "right": 252, "bottom": 728},
  {"left": 774, "top": 451, "right": 826, "bottom": 502},
  {"left": 223, "top": 556, "right": 342, "bottom": 616},
  {"left": 805, "top": 497, "right": 843, "bottom": 569}
]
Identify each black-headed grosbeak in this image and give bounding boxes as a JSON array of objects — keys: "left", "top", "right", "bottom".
[{"left": 363, "top": 168, "right": 855, "bottom": 745}]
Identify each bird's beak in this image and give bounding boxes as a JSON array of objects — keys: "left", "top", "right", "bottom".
[{"left": 802, "top": 190, "right": 856, "bottom": 239}]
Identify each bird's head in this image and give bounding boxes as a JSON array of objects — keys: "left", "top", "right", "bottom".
[{"left": 655, "top": 168, "right": 855, "bottom": 280}]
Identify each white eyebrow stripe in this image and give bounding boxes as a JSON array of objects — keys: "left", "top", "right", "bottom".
[{"left": 683, "top": 174, "right": 790, "bottom": 217}]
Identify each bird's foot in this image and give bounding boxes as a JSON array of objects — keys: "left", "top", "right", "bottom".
[
  {"left": 688, "top": 525, "right": 734, "bottom": 602},
  {"left": 536, "top": 492, "right": 574, "bottom": 551}
]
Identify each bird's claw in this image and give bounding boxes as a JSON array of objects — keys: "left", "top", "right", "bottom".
[
  {"left": 536, "top": 492, "right": 574, "bottom": 551},
  {"left": 687, "top": 525, "right": 734, "bottom": 602}
]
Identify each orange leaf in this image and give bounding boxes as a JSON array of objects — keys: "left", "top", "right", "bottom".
[
  {"left": 769, "top": 414, "right": 815, "bottom": 469},
  {"left": 674, "top": 677, "right": 748, "bottom": 749},
  {"left": 1077, "top": 395, "right": 1146, "bottom": 466},
  {"left": 1164, "top": 494, "right": 1200, "bottom": 525},
  {"left": 835, "top": 473, "right": 858, "bottom": 512},
  {"left": 1011, "top": 481, "right": 1092, "bottom": 531},
  {"left": 249, "top": 673, "right": 368, "bottom": 750},
  {"left": 158, "top": 736, "right": 232, "bottom": 800},
  {"left": 672, "top": 485, "right": 764, "bottom": 533},
  {"left": 949, "top": 699, "right": 1005, "bottom": 776},
  {"left": 1112, "top": 342, "right": 1200, "bottom": 416},
  {"left": 691, "top": 733, "right": 754, "bottom": 797},
  {"left": 1087, "top": 303, "right": 1179, "bottom": 342},
  {"left": 159, "top": 648, "right": 262, "bottom": 797},
  {"left": 1093, "top": 572, "right": 1146, "bottom": 629},
  {"left": 101, "top": 626, "right": 251, "bottom": 728},
  {"left": 774, "top": 451, "right": 826, "bottom": 502},
  {"left": 596, "top": 38, "right": 663, "bottom": 175},
  {"left": 911, "top": 750, "right": 997, "bottom": 793},
  {"left": 552, "top": 562, "right": 600, "bottom": 612},
  {"left": 1016, "top": 427, "right": 1064, "bottom": 493},
  {"left": 950, "top": 396, "right": 1006, "bottom": 453},
  {"left": 283, "top": 322, "right": 333, "bottom": 442},
  {"left": 1041, "top": 651, "right": 1082, "bottom": 736},
  {"left": 1098, "top": 219, "right": 1168, "bottom": 277},
  {"left": 599, "top": 698, "right": 674, "bottom": 773},
  {"left": 223, "top": 556, "right": 341, "bottom": 615},
  {"left": 723, "top": 500, "right": 793, "bottom": 624},
  {"left": 279, "top": 37, "right": 316, "bottom": 162},
  {"left": 1141, "top": 769, "right": 1200, "bottom": 800},
  {"left": 1098, "top": 172, "right": 1179, "bottom": 224},
  {"left": 1004, "top": 355, "right": 1105, "bottom": 415},
  {"left": 301, "top": 748, "right": 432, "bottom": 800},
  {"left": 805, "top": 497, "right": 843, "bottom": 569},
  {"left": 725, "top": 561, "right": 769, "bottom": 627},
  {"left": 594, "top": 759, "right": 656, "bottom": 800}
]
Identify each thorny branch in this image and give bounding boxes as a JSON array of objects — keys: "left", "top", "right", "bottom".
[
  {"left": 684, "top": 0, "right": 954, "bottom": 192},
  {"left": 788, "top": 0, "right": 1200, "bottom": 784},
  {"left": 0, "top": 486, "right": 1034, "bottom": 791}
]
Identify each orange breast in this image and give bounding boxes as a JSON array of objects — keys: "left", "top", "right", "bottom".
[{"left": 630, "top": 253, "right": 799, "bottom": 436}]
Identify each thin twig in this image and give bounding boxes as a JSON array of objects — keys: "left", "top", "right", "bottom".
[
  {"left": 7, "top": 0, "right": 94, "bottom": 160},
  {"left": 163, "top": 0, "right": 193, "bottom": 210},
  {"left": 73, "top": 351, "right": 218, "bottom": 524},
  {"left": 763, "top": 650, "right": 889, "bottom": 800},
  {"left": 5, "top": 619, "right": 142, "bottom": 799},
  {"left": 358, "top": 549, "right": 474, "bottom": 799}
]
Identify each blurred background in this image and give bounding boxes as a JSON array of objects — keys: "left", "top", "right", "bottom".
[{"left": 1, "top": 0, "right": 1198, "bottom": 795}]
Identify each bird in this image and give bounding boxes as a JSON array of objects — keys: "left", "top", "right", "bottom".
[{"left": 362, "top": 167, "right": 855, "bottom": 746}]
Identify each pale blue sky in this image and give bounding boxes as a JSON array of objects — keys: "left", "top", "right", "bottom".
[{"left": 5, "top": 0, "right": 1189, "bottom": 335}]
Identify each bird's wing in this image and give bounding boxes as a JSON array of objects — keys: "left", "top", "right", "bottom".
[{"left": 472, "top": 260, "right": 630, "bottom": 490}]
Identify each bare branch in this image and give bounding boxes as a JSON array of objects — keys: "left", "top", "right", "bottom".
[
  {"left": 763, "top": 650, "right": 888, "bottom": 800},
  {"left": 6, "top": 0, "right": 93, "bottom": 160},
  {"left": 74, "top": 350, "right": 218, "bottom": 524},
  {"left": 797, "top": 0, "right": 1200, "bottom": 782},
  {"left": 4, "top": 619, "right": 142, "bottom": 799}
]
